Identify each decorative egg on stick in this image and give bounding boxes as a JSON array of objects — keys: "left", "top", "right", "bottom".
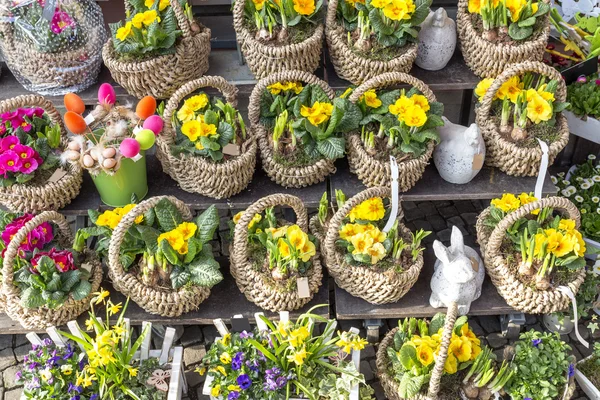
[
  {"left": 120, "top": 138, "right": 141, "bottom": 159},
  {"left": 143, "top": 115, "right": 164, "bottom": 135}
]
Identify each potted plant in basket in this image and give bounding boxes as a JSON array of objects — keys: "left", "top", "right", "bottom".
[
  {"left": 456, "top": 0, "right": 551, "bottom": 77},
  {"left": 80, "top": 196, "right": 222, "bottom": 317},
  {"left": 103, "top": 0, "right": 211, "bottom": 99},
  {"left": 0, "top": 96, "right": 83, "bottom": 213},
  {"left": 563, "top": 74, "right": 600, "bottom": 144},
  {"left": 157, "top": 76, "right": 257, "bottom": 199},
  {"left": 232, "top": 0, "right": 324, "bottom": 78},
  {"left": 575, "top": 342, "right": 600, "bottom": 399},
  {"left": 345, "top": 72, "right": 444, "bottom": 189},
  {"left": 0, "top": 0, "right": 106, "bottom": 95},
  {"left": 474, "top": 61, "right": 570, "bottom": 177},
  {"left": 60, "top": 86, "right": 161, "bottom": 207},
  {"left": 326, "top": 0, "right": 431, "bottom": 84},
  {"left": 249, "top": 70, "right": 360, "bottom": 188},
  {"left": 475, "top": 192, "right": 587, "bottom": 313}
]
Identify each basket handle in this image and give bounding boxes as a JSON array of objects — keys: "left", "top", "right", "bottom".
[
  {"left": 478, "top": 60, "right": 567, "bottom": 120},
  {"left": 348, "top": 72, "right": 437, "bottom": 104},
  {"left": 322, "top": 186, "right": 403, "bottom": 265},
  {"left": 231, "top": 194, "right": 309, "bottom": 268},
  {"left": 484, "top": 196, "right": 581, "bottom": 261},
  {"left": 124, "top": 0, "right": 193, "bottom": 39},
  {"left": 1, "top": 211, "right": 73, "bottom": 296},
  {"left": 326, "top": 0, "right": 340, "bottom": 29},
  {"left": 163, "top": 76, "right": 240, "bottom": 139},
  {"left": 248, "top": 70, "right": 336, "bottom": 126},
  {"left": 232, "top": 0, "right": 245, "bottom": 36},
  {"left": 426, "top": 302, "right": 459, "bottom": 398},
  {"left": 0, "top": 95, "right": 66, "bottom": 136},
  {"left": 107, "top": 196, "right": 193, "bottom": 281}
]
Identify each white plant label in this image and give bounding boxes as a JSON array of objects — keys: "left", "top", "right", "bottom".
[{"left": 383, "top": 156, "right": 399, "bottom": 233}]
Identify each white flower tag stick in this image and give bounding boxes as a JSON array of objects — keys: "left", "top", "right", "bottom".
[
  {"left": 535, "top": 138, "right": 550, "bottom": 200},
  {"left": 383, "top": 156, "right": 399, "bottom": 233},
  {"left": 558, "top": 286, "right": 589, "bottom": 348}
]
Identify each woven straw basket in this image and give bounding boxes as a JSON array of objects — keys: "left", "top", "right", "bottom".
[
  {"left": 476, "top": 61, "right": 569, "bottom": 177},
  {"left": 230, "top": 194, "right": 323, "bottom": 312},
  {"left": 157, "top": 76, "right": 257, "bottom": 199},
  {"left": 108, "top": 196, "right": 211, "bottom": 317},
  {"left": 325, "top": 0, "right": 417, "bottom": 85},
  {"left": 1, "top": 212, "right": 103, "bottom": 329},
  {"left": 103, "top": 0, "right": 211, "bottom": 99},
  {"left": 323, "top": 186, "right": 423, "bottom": 304},
  {"left": 347, "top": 72, "right": 435, "bottom": 190},
  {"left": 249, "top": 70, "right": 337, "bottom": 188},
  {"left": 475, "top": 197, "right": 586, "bottom": 314},
  {"left": 232, "top": 0, "right": 323, "bottom": 79},
  {"left": 457, "top": 0, "right": 550, "bottom": 78},
  {"left": 0, "top": 95, "right": 82, "bottom": 213},
  {"left": 0, "top": 1, "right": 105, "bottom": 95}
]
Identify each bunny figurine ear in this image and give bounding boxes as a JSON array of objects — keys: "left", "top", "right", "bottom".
[
  {"left": 433, "top": 240, "right": 450, "bottom": 265},
  {"left": 449, "top": 226, "right": 464, "bottom": 254}
]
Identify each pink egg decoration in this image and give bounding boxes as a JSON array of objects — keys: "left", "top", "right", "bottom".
[
  {"left": 120, "top": 138, "right": 141, "bottom": 158},
  {"left": 98, "top": 83, "right": 116, "bottom": 105},
  {"left": 143, "top": 115, "right": 164, "bottom": 135}
]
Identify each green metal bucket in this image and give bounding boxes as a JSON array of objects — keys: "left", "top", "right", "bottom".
[{"left": 91, "top": 152, "right": 148, "bottom": 207}]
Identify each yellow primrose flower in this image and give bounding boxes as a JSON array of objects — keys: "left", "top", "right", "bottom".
[
  {"left": 177, "top": 222, "right": 198, "bottom": 240},
  {"left": 450, "top": 336, "right": 473, "bottom": 362},
  {"left": 570, "top": 230, "right": 586, "bottom": 257},
  {"left": 195, "top": 142, "right": 204, "bottom": 150},
  {"left": 491, "top": 193, "right": 520, "bottom": 212},
  {"left": 249, "top": 213, "right": 262, "bottom": 229},
  {"left": 411, "top": 94, "right": 430, "bottom": 112},
  {"left": 157, "top": 230, "right": 185, "bottom": 251},
  {"left": 468, "top": 0, "right": 482, "bottom": 13},
  {"left": 527, "top": 93, "right": 553, "bottom": 124},
  {"left": 266, "top": 225, "right": 289, "bottom": 239},
  {"left": 497, "top": 76, "right": 523, "bottom": 103},
  {"left": 184, "top": 94, "right": 209, "bottom": 111},
  {"left": 141, "top": 10, "right": 160, "bottom": 26},
  {"left": 287, "top": 347, "right": 309, "bottom": 365},
  {"left": 404, "top": 105, "right": 428, "bottom": 127},
  {"left": 474, "top": 78, "right": 494, "bottom": 100},
  {"left": 444, "top": 354, "right": 458, "bottom": 374},
  {"left": 267, "top": 82, "right": 285, "bottom": 95},
  {"left": 220, "top": 352, "right": 232, "bottom": 364},
  {"left": 383, "top": 0, "right": 411, "bottom": 20},
  {"left": 211, "top": 384, "right": 221, "bottom": 397},
  {"left": 233, "top": 211, "right": 243, "bottom": 224},
  {"left": 552, "top": 233, "right": 575, "bottom": 257},
  {"left": 350, "top": 232, "right": 374, "bottom": 255},
  {"left": 559, "top": 219, "right": 576, "bottom": 233},
  {"left": 411, "top": 334, "right": 439, "bottom": 348},
  {"left": 416, "top": 344, "right": 434, "bottom": 366},
  {"left": 288, "top": 326, "right": 310, "bottom": 347},
  {"left": 388, "top": 95, "right": 413, "bottom": 115},
  {"left": 363, "top": 224, "right": 386, "bottom": 243},
  {"left": 287, "top": 225, "right": 308, "bottom": 250},
  {"left": 96, "top": 210, "right": 122, "bottom": 229},
  {"left": 120, "top": 204, "right": 144, "bottom": 223},
  {"left": 92, "top": 289, "right": 110, "bottom": 305},
  {"left": 131, "top": 13, "right": 145, "bottom": 29},
  {"left": 253, "top": 0, "right": 266, "bottom": 10},
  {"left": 177, "top": 104, "right": 195, "bottom": 123},
  {"left": 300, "top": 240, "right": 316, "bottom": 262},
  {"left": 339, "top": 223, "right": 367, "bottom": 240},
  {"left": 107, "top": 302, "right": 122, "bottom": 316},
  {"left": 366, "top": 242, "right": 386, "bottom": 264},
  {"left": 358, "top": 197, "right": 386, "bottom": 221},
  {"left": 371, "top": 0, "right": 391, "bottom": 7},
  {"left": 293, "top": 0, "right": 316, "bottom": 15},
  {"left": 148, "top": 0, "right": 170, "bottom": 10},
  {"left": 278, "top": 238, "right": 291, "bottom": 258},
  {"left": 536, "top": 84, "right": 555, "bottom": 102},
  {"left": 181, "top": 120, "right": 202, "bottom": 142},
  {"left": 116, "top": 22, "right": 133, "bottom": 41},
  {"left": 460, "top": 323, "right": 480, "bottom": 346},
  {"left": 360, "top": 90, "right": 382, "bottom": 108}
]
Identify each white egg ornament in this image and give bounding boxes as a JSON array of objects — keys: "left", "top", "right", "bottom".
[
  {"left": 83, "top": 154, "right": 95, "bottom": 168},
  {"left": 135, "top": 129, "right": 156, "bottom": 151}
]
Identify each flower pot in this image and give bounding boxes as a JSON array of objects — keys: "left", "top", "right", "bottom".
[
  {"left": 564, "top": 111, "right": 600, "bottom": 145},
  {"left": 575, "top": 355, "right": 600, "bottom": 399},
  {"left": 90, "top": 152, "right": 148, "bottom": 207},
  {"left": 543, "top": 313, "right": 575, "bottom": 334}
]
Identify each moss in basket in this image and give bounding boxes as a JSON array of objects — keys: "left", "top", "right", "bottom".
[
  {"left": 260, "top": 83, "right": 361, "bottom": 168},
  {"left": 578, "top": 343, "right": 600, "bottom": 389},
  {"left": 352, "top": 87, "right": 444, "bottom": 162}
]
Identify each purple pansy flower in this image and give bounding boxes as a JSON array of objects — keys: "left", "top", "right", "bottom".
[
  {"left": 532, "top": 339, "right": 542, "bottom": 347},
  {"left": 239, "top": 331, "right": 253, "bottom": 339},
  {"left": 568, "top": 364, "right": 575, "bottom": 378},
  {"left": 228, "top": 392, "right": 240, "bottom": 400},
  {"left": 237, "top": 374, "right": 251, "bottom": 390},
  {"left": 231, "top": 352, "right": 244, "bottom": 371}
]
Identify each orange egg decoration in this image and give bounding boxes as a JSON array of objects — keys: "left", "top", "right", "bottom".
[
  {"left": 136, "top": 96, "right": 157, "bottom": 120},
  {"left": 64, "top": 111, "right": 88, "bottom": 135},
  {"left": 64, "top": 93, "right": 86, "bottom": 115}
]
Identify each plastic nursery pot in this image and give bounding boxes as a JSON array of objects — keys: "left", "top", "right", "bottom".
[{"left": 90, "top": 151, "right": 148, "bottom": 207}]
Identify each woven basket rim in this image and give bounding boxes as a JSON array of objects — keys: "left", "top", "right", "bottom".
[{"left": 348, "top": 132, "right": 435, "bottom": 167}]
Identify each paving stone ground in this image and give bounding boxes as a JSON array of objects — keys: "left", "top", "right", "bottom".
[{"left": 3, "top": 200, "right": 598, "bottom": 399}]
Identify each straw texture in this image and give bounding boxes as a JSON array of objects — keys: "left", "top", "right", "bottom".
[
  {"left": 232, "top": 0, "right": 323, "bottom": 78},
  {"left": 1, "top": 212, "right": 102, "bottom": 329},
  {"left": 376, "top": 302, "right": 459, "bottom": 400},
  {"left": 347, "top": 72, "right": 435, "bottom": 190},
  {"left": 323, "top": 186, "right": 423, "bottom": 304},
  {"left": 476, "top": 61, "right": 569, "bottom": 177},
  {"left": 475, "top": 197, "right": 586, "bottom": 314},
  {"left": 457, "top": 0, "right": 550, "bottom": 77},
  {"left": 325, "top": 0, "right": 417, "bottom": 84},
  {"left": 108, "top": 196, "right": 211, "bottom": 317},
  {"left": 157, "top": 76, "right": 257, "bottom": 199},
  {"left": 230, "top": 194, "right": 323, "bottom": 311},
  {"left": 0, "top": 95, "right": 82, "bottom": 213},
  {"left": 249, "top": 70, "right": 337, "bottom": 188},
  {"left": 103, "top": 0, "right": 211, "bottom": 99}
]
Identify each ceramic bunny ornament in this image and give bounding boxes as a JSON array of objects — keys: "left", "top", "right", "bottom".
[
  {"left": 430, "top": 226, "right": 485, "bottom": 315},
  {"left": 433, "top": 117, "right": 485, "bottom": 184},
  {"left": 415, "top": 8, "right": 456, "bottom": 71}
]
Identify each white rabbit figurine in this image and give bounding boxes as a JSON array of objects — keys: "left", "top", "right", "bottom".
[{"left": 429, "top": 226, "right": 485, "bottom": 315}]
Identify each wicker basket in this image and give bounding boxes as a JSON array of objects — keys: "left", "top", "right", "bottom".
[
  {"left": 0, "top": 0, "right": 105, "bottom": 95},
  {"left": 1, "top": 212, "right": 103, "bottom": 329},
  {"left": 325, "top": 0, "right": 417, "bottom": 85},
  {"left": 232, "top": 0, "right": 323, "bottom": 79},
  {"left": 323, "top": 186, "right": 423, "bottom": 304},
  {"left": 346, "top": 72, "right": 435, "bottom": 190},
  {"left": 0, "top": 95, "right": 82, "bottom": 213},
  {"left": 157, "top": 76, "right": 257, "bottom": 199},
  {"left": 475, "top": 197, "right": 587, "bottom": 314},
  {"left": 476, "top": 61, "right": 569, "bottom": 177},
  {"left": 108, "top": 196, "right": 211, "bottom": 317},
  {"left": 103, "top": 0, "right": 211, "bottom": 99},
  {"left": 230, "top": 194, "right": 323, "bottom": 312},
  {"left": 457, "top": 0, "right": 550, "bottom": 78},
  {"left": 249, "top": 70, "right": 338, "bottom": 188}
]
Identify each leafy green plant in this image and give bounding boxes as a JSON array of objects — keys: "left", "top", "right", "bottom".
[{"left": 567, "top": 78, "right": 600, "bottom": 119}]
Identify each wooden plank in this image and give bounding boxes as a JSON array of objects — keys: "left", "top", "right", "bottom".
[
  {"left": 330, "top": 158, "right": 557, "bottom": 202},
  {"left": 334, "top": 248, "right": 514, "bottom": 320}
]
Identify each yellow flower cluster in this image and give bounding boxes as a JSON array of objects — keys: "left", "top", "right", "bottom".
[
  {"left": 96, "top": 204, "right": 143, "bottom": 230},
  {"left": 233, "top": 211, "right": 262, "bottom": 229},
  {"left": 534, "top": 222, "right": 586, "bottom": 258},
  {"left": 181, "top": 120, "right": 217, "bottom": 147},
  {"left": 300, "top": 101, "right": 334, "bottom": 126},
  {"left": 177, "top": 94, "right": 210, "bottom": 123},
  {"left": 345, "top": 224, "right": 387, "bottom": 264},
  {"left": 157, "top": 221, "right": 198, "bottom": 255},
  {"left": 276, "top": 321, "right": 311, "bottom": 365},
  {"left": 267, "top": 81, "right": 304, "bottom": 95},
  {"left": 389, "top": 94, "right": 430, "bottom": 128},
  {"left": 348, "top": 197, "right": 386, "bottom": 222},
  {"left": 293, "top": 0, "right": 316, "bottom": 15},
  {"left": 371, "top": 0, "right": 416, "bottom": 20},
  {"left": 145, "top": 0, "right": 170, "bottom": 11},
  {"left": 266, "top": 225, "right": 316, "bottom": 262},
  {"left": 468, "top": 0, "right": 539, "bottom": 22},
  {"left": 345, "top": 0, "right": 366, "bottom": 7},
  {"left": 491, "top": 192, "right": 537, "bottom": 213},
  {"left": 116, "top": 10, "right": 161, "bottom": 41},
  {"left": 336, "top": 331, "right": 369, "bottom": 353},
  {"left": 360, "top": 90, "right": 382, "bottom": 108}
]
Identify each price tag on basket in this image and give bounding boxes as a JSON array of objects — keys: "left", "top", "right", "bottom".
[
  {"left": 534, "top": 138, "right": 550, "bottom": 200},
  {"left": 297, "top": 277, "right": 310, "bottom": 299},
  {"left": 383, "top": 156, "right": 399, "bottom": 233}
]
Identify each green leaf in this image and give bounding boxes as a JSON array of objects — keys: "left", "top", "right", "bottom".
[
  {"left": 155, "top": 198, "right": 183, "bottom": 232},
  {"left": 309, "top": 86, "right": 331, "bottom": 106},
  {"left": 369, "top": 8, "right": 394, "bottom": 36},
  {"left": 518, "top": 16, "right": 536, "bottom": 27},
  {"left": 71, "top": 280, "right": 92, "bottom": 301},
  {"left": 533, "top": 2, "right": 550, "bottom": 17},
  {"left": 195, "top": 205, "right": 219, "bottom": 244},
  {"left": 217, "top": 121, "right": 234, "bottom": 147},
  {"left": 334, "top": 99, "right": 362, "bottom": 133},
  {"left": 316, "top": 136, "right": 345, "bottom": 160},
  {"left": 136, "top": 225, "right": 160, "bottom": 253},
  {"left": 508, "top": 23, "right": 533, "bottom": 41},
  {"left": 60, "top": 270, "right": 82, "bottom": 292},
  {"left": 160, "top": 239, "right": 180, "bottom": 266},
  {"left": 453, "top": 316, "right": 469, "bottom": 334},
  {"left": 21, "top": 287, "right": 45, "bottom": 309},
  {"left": 399, "top": 373, "right": 427, "bottom": 399},
  {"left": 183, "top": 238, "right": 199, "bottom": 264},
  {"left": 325, "top": 105, "right": 344, "bottom": 136},
  {"left": 409, "top": 0, "right": 431, "bottom": 25},
  {"left": 399, "top": 344, "right": 417, "bottom": 370},
  {"left": 170, "top": 266, "right": 191, "bottom": 289},
  {"left": 188, "top": 255, "right": 223, "bottom": 287},
  {"left": 429, "top": 313, "right": 446, "bottom": 335}
]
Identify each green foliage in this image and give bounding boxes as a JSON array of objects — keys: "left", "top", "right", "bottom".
[
  {"left": 243, "top": 0, "right": 323, "bottom": 40},
  {"left": 567, "top": 77, "right": 600, "bottom": 119}
]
